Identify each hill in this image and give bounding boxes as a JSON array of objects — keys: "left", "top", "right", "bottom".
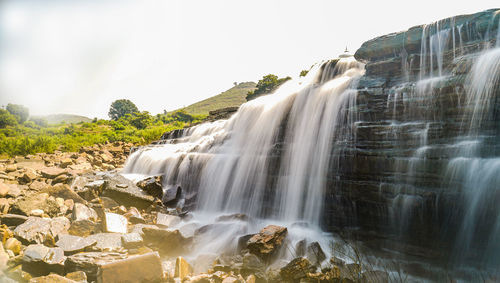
[
  {"left": 180, "top": 82, "right": 256, "bottom": 115},
  {"left": 33, "top": 114, "right": 92, "bottom": 125}
]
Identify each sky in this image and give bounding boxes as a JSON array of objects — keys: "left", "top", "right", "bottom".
[{"left": 0, "top": 0, "right": 498, "bottom": 118}]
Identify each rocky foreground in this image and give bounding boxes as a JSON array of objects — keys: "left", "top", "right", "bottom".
[{"left": 0, "top": 142, "right": 389, "bottom": 282}]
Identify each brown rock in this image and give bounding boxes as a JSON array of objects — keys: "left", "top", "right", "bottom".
[
  {"left": 60, "top": 158, "right": 73, "bottom": 168},
  {"left": 142, "top": 227, "right": 191, "bottom": 256},
  {"left": 65, "top": 271, "right": 87, "bottom": 282},
  {"left": 279, "top": 257, "right": 314, "bottom": 282},
  {"left": 5, "top": 164, "right": 17, "bottom": 173},
  {"left": 29, "top": 274, "right": 77, "bottom": 283},
  {"left": 0, "top": 182, "right": 10, "bottom": 197},
  {"left": 0, "top": 198, "right": 9, "bottom": 214},
  {"left": 10, "top": 193, "right": 60, "bottom": 217},
  {"left": 123, "top": 207, "right": 145, "bottom": 224},
  {"left": 64, "top": 252, "right": 127, "bottom": 282},
  {"left": 121, "top": 233, "right": 143, "bottom": 249},
  {"left": 175, "top": 256, "right": 193, "bottom": 280},
  {"left": 68, "top": 219, "right": 100, "bottom": 237},
  {"left": 97, "top": 252, "right": 163, "bottom": 283},
  {"left": 40, "top": 167, "right": 66, "bottom": 179},
  {"left": 86, "top": 233, "right": 123, "bottom": 251},
  {"left": 22, "top": 244, "right": 66, "bottom": 276},
  {"left": 42, "top": 183, "right": 85, "bottom": 204},
  {"left": 29, "top": 181, "right": 49, "bottom": 191},
  {"left": 247, "top": 225, "right": 287, "bottom": 259},
  {"left": 14, "top": 216, "right": 70, "bottom": 244}
]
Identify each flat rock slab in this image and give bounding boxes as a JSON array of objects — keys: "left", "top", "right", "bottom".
[
  {"left": 42, "top": 184, "right": 85, "bottom": 204},
  {"left": 86, "top": 233, "right": 123, "bottom": 251},
  {"left": 97, "top": 252, "right": 163, "bottom": 283},
  {"left": 41, "top": 167, "right": 66, "bottom": 179},
  {"left": 29, "top": 274, "right": 77, "bottom": 283},
  {"left": 14, "top": 217, "right": 70, "bottom": 244},
  {"left": 0, "top": 214, "right": 28, "bottom": 227},
  {"left": 65, "top": 252, "right": 127, "bottom": 282},
  {"left": 68, "top": 219, "right": 100, "bottom": 237},
  {"left": 10, "top": 193, "right": 60, "bottom": 217},
  {"left": 101, "top": 174, "right": 154, "bottom": 209},
  {"left": 156, "top": 213, "right": 181, "bottom": 227},
  {"left": 22, "top": 244, "right": 66, "bottom": 276},
  {"left": 121, "top": 233, "right": 143, "bottom": 249},
  {"left": 103, "top": 212, "right": 128, "bottom": 234},
  {"left": 72, "top": 203, "right": 98, "bottom": 222},
  {"left": 56, "top": 234, "right": 97, "bottom": 255}
]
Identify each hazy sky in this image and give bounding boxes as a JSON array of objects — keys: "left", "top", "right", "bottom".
[{"left": 0, "top": 0, "right": 498, "bottom": 118}]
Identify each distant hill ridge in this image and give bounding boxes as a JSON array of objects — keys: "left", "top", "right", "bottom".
[
  {"left": 32, "top": 114, "right": 92, "bottom": 125},
  {"left": 180, "top": 82, "right": 256, "bottom": 116}
]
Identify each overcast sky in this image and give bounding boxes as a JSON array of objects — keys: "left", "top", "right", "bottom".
[{"left": 0, "top": 0, "right": 498, "bottom": 118}]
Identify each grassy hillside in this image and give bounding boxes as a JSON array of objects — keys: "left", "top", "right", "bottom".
[
  {"left": 33, "top": 114, "right": 92, "bottom": 125},
  {"left": 180, "top": 82, "right": 256, "bottom": 115}
]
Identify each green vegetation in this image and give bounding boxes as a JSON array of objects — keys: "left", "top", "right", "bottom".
[
  {"left": 180, "top": 82, "right": 256, "bottom": 115},
  {"left": 0, "top": 102, "right": 205, "bottom": 157},
  {"left": 246, "top": 74, "right": 291, "bottom": 101},
  {"left": 108, "top": 99, "right": 139, "bottom": 120},
  {"left": 6, "top": 103, "right": 29, "bottom": 124}
]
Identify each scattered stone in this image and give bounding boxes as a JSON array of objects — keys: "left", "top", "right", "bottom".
[
  {"left": 61, "top": 158, "right": 73, "bottom": 168},
  {"left": 20, "top": 170, "right": 38, "bottom": 185},
  {"left": 65, "top": 271, "right": 87, "bottom": 283},
  {"left": 142, "top": 227, "right": 191, "bottom": 256},
  {"left": 136, "top": 175, "right": 163, "bottom": 199},
  {"left": 6, "top": 184, "right": 22, "bottom": 198},
  {"left": 22, "top": 244, "right": 66, "bottom": 276},
  {"left": 124, "top": 207, "right": 145, "bottom": 224},
  {"left": 29, "top": 274, "right": 77, "bottom": 283},
  {"left": 175, "top": 256, "right": 193, "bottom": 280},
  {"left": 0, "top": 214, "right": 28, "bottom": 227},
  {"left": 10, "top": 193, "right": 60, "bottom": 217},
  {"left": 72, "top": 203, "right": 98, "bottom": 222},
  {"left": 121, "top": 233, "right": 143, "bottom": 249},
  {"left": 0, "top": 182, "right": 10, "bottom": 197},
  {"left": 279, "top": 257, "right": 314, "bottom": 282},
  {"left": 156, "top": 213, "right": 181, "bottom": 227},
  {"left": 4, "top": 238, "right": 22, "bottom": 255},
  {"left": 97, "top": 252, "right": 163, "bottom": 283},
  {"left": 5, "top": 165, "right": 17, "bottom": 173},
  {"left": 247, "top": 225, "right": 287, "bottom": 259},
  {"left": 242, "top": 253, "right": 264, "bottom": 272},
  {"left": 0, "top": 198, "right": 10, "bottom": 214},
  {"left": 103, "top": 212, "right": 128, "bottom": 234},
  {"left": 68, "top": 219, "right": 99, "bottom": 237},
  {"left": 40, "top": 167, "right": 66, "bottom": 179},
  {"left": 29, "top": 209, "right": 44, "bottom": 217},
  {"left": 14, "top": 217, "right": 70, "bottom": 245},
  {"left": 53, "top": 174, "right": 70, "bottom": 184},
  {"left": 101, "top": 175, "right": 154, "bottom": 209},
  {"left": 56, "top": 234, "right": 97, "bottom": 255},
  {"left": 29, "top": 181, "right": 48, "bottom": 191}
]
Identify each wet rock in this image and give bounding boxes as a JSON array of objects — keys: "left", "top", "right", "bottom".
[
  {"left": 76, "top": 180, "right": 105, "bottom": 201},
  {"left": 97, "top": 252, "right": 163, "bottom": 283},
  {"left": 162, "top": 185, "right": 182, "bottom": 205},
  {"left": 247, "top": 225, "right": 287, "bottom": 259},
  {"left": 361, "top": 270, "right": 389, "bottom": 283},
  {"left": 101, "top": 175, "right": 154, "bottom": 209},
  {"left": 130, "top": 224, "right": 158, "bottom": 236},
  {"left": 72, "top": 203, "right": 98, "bottom": 222},
  {"left": 5, "top": 238, "right": 22, "bottom": 255},
  {"left": 10, "top": 193, "right": 60, "bottom": 217},
  {"left": 242, "top": 252, "right": 264, "bottom": 272},
  {"left": 121, "top": 233, "right": 143, "bottom": 249},
  {"left": 156, "top": 213, "right": 181, "bottom": 227},
  {"left": 305, "top": 242, "right": 326, "bottom": 266},
  {"left": 56, "top": 234, "right": 97, "bottom": 255},
  {"left": 42, "top": 183, "right": 85, "bottom": 204},
  {"left": 279, "top": 257, "right": 314, "bottom": 282},
  {"left": 29, "top": 274, "right": 77, "bottom": 283},
  {"left": 86, "top": 233, "right": 123, "bottom": 251},
  {"left": 65, "top": 252, "right": 127, "bottom": 282},
  {"left": 65, "top": 271, "right": 87, "bottom": 283},
  {"left": 216, "top": 213, "right": 249, "bottom": 222},
  {"left": 136, "top": 175, "right": 163, "bottom": 199},
  {"left": 14, "top": 217, "right": 70, "bottom": 245},
  {"left": 0, "top": 214, "right": 27, "bottom": 227},
  {"left": 295, "top": 239, "right": 306, "bottom": 257},
  {"left": 175, "top": 256, "right": 193, "bottom": 280},
  {"left": 340, "top": 263, "right": 361, "bottom": 281},
  {"left": 40, "top": 167, "right": 66, "bottom": 179},
  {"left": 330, "top": 256, "right": 345, "bottom": 267},
  {"left": 142, "top": 227, "right": 191, "bottom": 256},
  {"left": 22, "top": 244, "right": 66, "bottom": 276},
  {"left": 68, "top": 219, "right": 99, "bottom": 237},
  {"left": 103, "top": 212, "right": 128, "bottom": 234}
]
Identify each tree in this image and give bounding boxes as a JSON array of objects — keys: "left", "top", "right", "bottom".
[
  {"left": 0, "top": 109, "right": 18, "bottom": 128},
  {"left": 108, "top": 99, "right": 139, "bottom": 120},
  {"left": 246, "top": 74, "right": 292, "bottom": 101},
  {"left": 6, "top": 104, "right": 29, "bottom": 123},
  {"left": 129, "top": 111, "right": 153, "bottom": 129}
]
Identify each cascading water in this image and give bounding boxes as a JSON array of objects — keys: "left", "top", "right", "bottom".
[{"left": 122, "top": 56, "right": 365, "bottom": 270}]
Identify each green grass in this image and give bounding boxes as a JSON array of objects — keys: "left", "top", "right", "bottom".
[{"left": 180, "top": 82, "right": 256, "bottom": 115}]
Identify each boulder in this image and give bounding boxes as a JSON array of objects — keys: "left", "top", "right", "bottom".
[
  {"left": 142, "top": 227, "right": 191, "bottom": 256},
  {"left": 247, "top": 225, "right": 287, "bottom": 259},
  {"left": 5, "top": 164, "right": 17, "bottom": 173},
  {"left": 65, "top": 271, "right": 87, "bottom": 283},
  {"left": 123, "top": 207, "right": 145, "bottom": 224},
  {"left": 14, "top": 217, "right": 70, "bottom": 245},
  {"left": 102, "top": 181, "right": 154, "bottom": 209},
  {"left": 20, "top": 169, "right": 38, "bottom": 185},
  {"left": 29, "top": 181, "right": 49, "bottom": 191},
  {"left": 136, "top": 175, "right": 163, "bottom": 199},
  {"left": 0, "top": 182, "right": 10, "bottom": 197},
  {"left": 103, "top": 212, "right": 128, "bottom": 234},
  {"left": 305, "top": 242, "right": 326, "bottom": 266},
  {"left": 175, "top": 256, "right": 193, "bottom": 280},
  {"left": 97, "top": 252, "right": 163, "bottom": 283},
  {"left": 0, "top": 214, "right": 28, "bottom": 227},
  {"left": 279, "top": 257, "right": 314, "bottom": 282},
  {"left": 56, "top": 234, "right": 97, "bottom": 255},
  {"left": 86, "top": 233, "right": 123, "bottom": 251},
  {"left": 10, "top": 193, "right": 60, "bottom": 217},
  {"left": 22, "top": 244, "right": 66, "bottom": 276}
]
